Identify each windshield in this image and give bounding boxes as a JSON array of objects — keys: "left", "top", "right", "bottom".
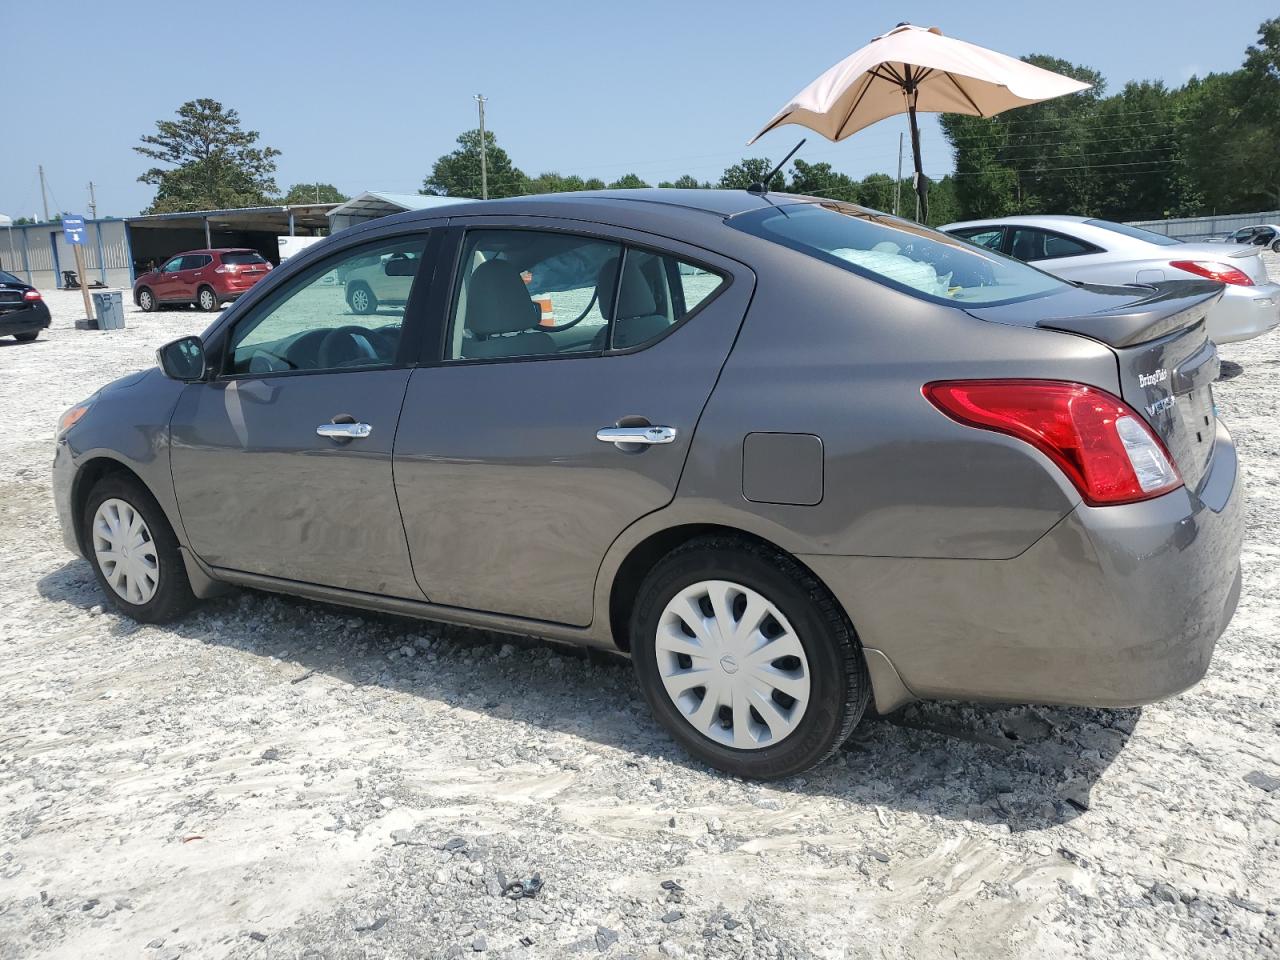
[
  {"left": 731, "top": 202, "right": 1067, "bottom": 306},
  {"left": 1083, "top": 219, "right": 1180, "bottom": 246}
]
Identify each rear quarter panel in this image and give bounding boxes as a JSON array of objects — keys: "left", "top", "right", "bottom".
[{"left": 672, "top": 243, "right": 1122, "bottom": 561}]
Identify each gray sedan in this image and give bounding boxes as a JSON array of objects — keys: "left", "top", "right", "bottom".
[
  {"left": 52, "top": 191, "right": 1244, "bottom": 779},
  {"left": 942, "top": 215, "right": 1280, "bottom": 344}
]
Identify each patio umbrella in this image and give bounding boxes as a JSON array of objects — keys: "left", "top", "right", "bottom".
[{"left": 749, "top": 23, "right": 1091, "bottom": 220}]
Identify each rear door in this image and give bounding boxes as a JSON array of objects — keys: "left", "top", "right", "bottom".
[
  {"left": 176, "top": 254, "right": 213, "bottom": 299},
  {"left": 393, "top": 219, "right": 753, "bottom": 625}
]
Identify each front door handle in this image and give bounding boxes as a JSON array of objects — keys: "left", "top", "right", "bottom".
[
  {"left": 596, "top": 425, "right": 677, "bottom": 447},
  {"left": 316, "top": 422, "right": 372, "bottom": 440}
]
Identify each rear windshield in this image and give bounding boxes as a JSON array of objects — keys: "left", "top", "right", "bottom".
[
  {"left": 222, "top": 252, "right": 268, "bottom": 265},
  {"left": 1083, "top": 219, "right": 1180, "bottom": 246},
  {"left": 0, "top": 270, "right": 21, "bottom": 284},
  {"left": 730, "top": 202, "right": 1067, "bottom": 307}
]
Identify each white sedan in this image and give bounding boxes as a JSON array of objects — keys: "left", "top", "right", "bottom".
[{"left": 941, "top": 215, "right": 1280, "bottom": 344}]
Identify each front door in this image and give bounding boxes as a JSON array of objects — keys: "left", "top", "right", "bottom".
[
  {"left": 153, "top": 256, "right": 186, "bottom": 301},
  {"left": 169, "top": 230, "right": 437, "bottom": 598},
  {"left": 394, "top": 222, "right": 753, "bottom": 625}
]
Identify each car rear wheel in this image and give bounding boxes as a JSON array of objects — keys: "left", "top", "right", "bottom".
[
  {"left": 137, "top": 288, "right": 155, "bottom": 312},
  {"left": 197, "top": 286, "right": 219, "bottom": 312},
  {"left": 83, "top": 474, "right": 197, "bottom": 623},
  {"left": 347, "top": 282, "right": 377, "bottom": 315},
  {"left": 13, "top": 331, "right": 39, "bottom": 342},
  {"left": 1272, "top": 239, "right": 1280, "bottom": 253},
  {"left": 630, "top": 536, "right": 869, "bottom": 779}
]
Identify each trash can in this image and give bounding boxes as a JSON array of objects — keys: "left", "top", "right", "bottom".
[{"left": 92, "top": 291, "right": 125, "bottom": 331}]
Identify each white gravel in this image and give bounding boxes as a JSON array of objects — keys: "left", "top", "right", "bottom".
[{"left": 1, "top": 279, "right": 1278, "bottom": 960}]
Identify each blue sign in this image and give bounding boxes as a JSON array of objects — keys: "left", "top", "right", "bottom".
[{"left": 61, "top": 215, "right": 86, "bottom": 245}]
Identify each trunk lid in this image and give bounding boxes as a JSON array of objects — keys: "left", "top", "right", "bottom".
[{"left": 967, "top": 279, "right": 1225, "bottom": 491}]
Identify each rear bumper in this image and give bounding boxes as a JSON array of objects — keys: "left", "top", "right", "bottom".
[
  {"left": 0, "top": 301, "right": 52, "bottom": 335},
  {"left": 804, "top": 420, "right": 1244, "bottom": 710},
  {"left": 1209, "top": 282, "right": 1280, "bottom": 343}
]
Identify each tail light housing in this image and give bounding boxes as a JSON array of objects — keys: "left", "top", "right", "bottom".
[
  {"left": 1169, "top": 260, "right": 1254, "bottom": 286},
  {"left": 23, "top": 289, "right": 41, "bottom": 301},
  {"left": 924, "top": 380, "right": 1182, "bottom": 506},
  {"left": 214, "top": 264, "right": 232, "bottom": 274}
]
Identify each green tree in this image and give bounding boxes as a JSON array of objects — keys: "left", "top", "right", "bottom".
[
  {"left": 525, "top": 172, "right": 589, "bottom": 194},
  {"left": 423, "top": 129, "right": 527, "bottom": 198},
  {"left": 787, "top": 159, "right": 858, "bottom": 201},
  {"left": 658, "top": 174, "right": 704, "bottom": 189},
  {"left": 924, "top": 175, "right": 961, "bottom": 227},
  {"left": 857, "top": 173, "right": 898, "bottom": 212},
  {"left": 282, "top": 182, "right": 349, "bottom": 204},
  {"left": 583, "top": 177, "right": 607, "bottom": 190},
  {"left": 135, "top": 98, "right": 281, "bottom": 213},
  {"left": 608, "top": 173, "right": 651, "bottom": 189},
  {"left": 720, "top": 158, "right": 784, "bottom": 191}
]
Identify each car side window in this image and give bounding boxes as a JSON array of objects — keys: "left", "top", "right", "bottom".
[
  {"left": 607, "top": 248, "right": 726, "bottom": 350},
  {"left": 161, "top": 257, "right": 183, "bottom": 273},
  {"left": 184, "top": 255, "right": 212, "bottom": 271},
  {"left": 226, "top": 234, "right": 428, "bottom": 376},
  {"left": 953, "top": 227, "right": 1004, "bottom": 252},
  {"left": 446, "top": 229, "right": 622, "bottom": 360},
  {"left": 1008, "top": 228, "right": 1096, "bottom": 262}
]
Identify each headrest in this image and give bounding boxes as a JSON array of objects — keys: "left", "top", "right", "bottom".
[
  {"left": 597, "top": 256, "right": 657, "bottom": 320},
  {"left": 465, "top": 259, "right": 539, "bottom": 336}
]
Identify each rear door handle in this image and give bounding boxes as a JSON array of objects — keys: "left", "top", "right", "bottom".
[
  {"left": 316, "top": 422, "right": 372, "bottom": 439},
  {"left": 596, "top": 425, "right": 677, "bottom": 447}
]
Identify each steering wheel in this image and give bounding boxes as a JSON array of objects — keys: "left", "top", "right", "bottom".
[{"left": 318, "top": 325, "right": 380, "bottom": 369}]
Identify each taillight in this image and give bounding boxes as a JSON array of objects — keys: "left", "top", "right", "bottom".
[
  {"left": 924, "top": 380, "right": 1182, "bottom": 506},
  {"left": 23, "top": 289, "right": 41, "bottom": 301},
  {"left": 1169, "top": 260, "right": 1254, "bottom": 286},
  {"left": 214, "top": 264, "right": 231, "bottom": 274}
]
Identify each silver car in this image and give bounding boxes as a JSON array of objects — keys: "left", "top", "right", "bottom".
[
  {"left": 52, "top": 191, "right": 1244, "bottom": 779},
  {"left": 942, "top": 215, "right": 1280, "bottom": 344}
]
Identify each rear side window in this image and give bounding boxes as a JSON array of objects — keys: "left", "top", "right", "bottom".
[
  {"left": 951, "top": 227, "right": 1004, "bottom": 252},
  {"left": 222, "top": 252, "right": 269, "bottom": 266},
  {"left": 732, "top": 202, "right": 1066, "bottom": 307},
  {"left": 1008, "top": 228, "right": 1099, "bottom": 261},
  {"left": 608, "top": 249, "right": 725, "bottom": 349},
  {"left": 182, "top": 254, "right": 213, "bottom": 270}
]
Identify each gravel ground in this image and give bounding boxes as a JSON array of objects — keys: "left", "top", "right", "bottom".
[{"left": 1, "top": 276, "right": 1278, "bottom": 960}]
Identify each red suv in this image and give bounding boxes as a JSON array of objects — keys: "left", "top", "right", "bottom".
[{"left": 133, "top": 248, "right": 272, "bottom": 312}]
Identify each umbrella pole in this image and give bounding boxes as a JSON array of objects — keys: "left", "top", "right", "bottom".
[{"left": 906, "top": 87, "right": 927, "bottom": 223}]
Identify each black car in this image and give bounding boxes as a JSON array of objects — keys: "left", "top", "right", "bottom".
[{"left": 0, "top": 270, "right": 51, "bottom": 342}]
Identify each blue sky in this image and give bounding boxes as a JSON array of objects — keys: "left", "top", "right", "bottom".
[{"left": 1, "top": 0, "right": 1267, "bottom": 219}]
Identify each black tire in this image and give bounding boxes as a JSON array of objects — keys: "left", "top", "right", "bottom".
[
  {"left": 347, "top": 282, "right": 377, "bottom": 315},
  {"left": 137, "top": 287, "right": 156, "bottom": 312},
  {"left": 630, "top": 536, "right": 869, "bottom": 780},
  {"left": 196, "top": 286, "right": 219, "bottom": 312},
  {"left": 1272, "top": 239, "right": 1280, "bottom": 254},
  {"left": 14, "top": 331, "right": 39, "bottom": 342},
  {"left": 82, "top": 473, "right": 197, "bottom": 623}
]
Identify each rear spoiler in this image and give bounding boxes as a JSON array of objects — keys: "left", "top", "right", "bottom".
[{"left": 1036, "top": 280, "right": 1224, "bottom": 348}]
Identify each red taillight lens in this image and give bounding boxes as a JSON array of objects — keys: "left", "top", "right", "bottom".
[
  {"left": 1169, "top": 260, "right": 1253, "bottom": 286},
  {"left": 214, "top": 264, "right": 230, "bottom": 274},
  {"left": 23, "top": 289, "right": 41, "bottom": 301},
  {"left": 924, "top": 380, "right": 1182, "bottom": 506}
]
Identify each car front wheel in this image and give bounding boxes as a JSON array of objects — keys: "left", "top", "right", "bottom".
[
  {"left": 14, "top": 331, "right": 39, "bottom": 342},
  {"left": 137, "top": 288, "right": 155, "bottom": 312},
  {"left": 83, "top": 474, "right": 197, "bottom": 623},
  {"left": 347, "top": 282, "right": 377, "bottom": 315},
  {"left": 630, "top": 536, "right": 869, "bottom": 779},
  {"left": 1272, "top": 239, "right": 1280, "bottom": 253}
]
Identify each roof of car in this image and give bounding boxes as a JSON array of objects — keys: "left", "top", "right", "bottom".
[
  {"left": 384, "top": 189, "right": 817, "bottom": 222},
  {"left": 942, "top": 215, "right": 1093, "bottom": 230}
]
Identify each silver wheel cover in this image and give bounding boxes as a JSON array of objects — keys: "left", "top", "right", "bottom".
[
  {"left": 655, "top": 580, "right": 810, "bottom": 750},
  {"left": 351, "top": 288, "right": 369, "bottom": 311},
  {"left": 92, "top": 498, "right": 159, "bottom": 605},
  {"left": 139, "top": 291, "right": 152, "bottom": 309},
  {"left": 200, "top": 289, "right": 215, "bottom": 309}
]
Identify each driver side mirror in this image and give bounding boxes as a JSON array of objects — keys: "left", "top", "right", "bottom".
[{"left": 157, "top": 336, "right": 207, "bottom": 382}]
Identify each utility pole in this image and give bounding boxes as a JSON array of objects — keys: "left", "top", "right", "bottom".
[
  {"left": 474, "top": 94, "right": 488, "bottom": 200},
  {"left": 39, "top": 165, "right": 50, "bottom": 222},
  {"left": 87, "top": 181, "right": 97, "bottom": 220},
  {"left": 893, "top": 132, "right": 903, "bottom": 217}
]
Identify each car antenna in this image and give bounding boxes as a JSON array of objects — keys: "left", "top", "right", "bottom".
[{"left": 749, "top": 138, "right": 806, "bottom": 194}]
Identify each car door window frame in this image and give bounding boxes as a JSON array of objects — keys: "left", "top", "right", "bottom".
[
  {"left": 210, "top": 229, "right": 442, "bottom": 382},
  {"left": 951, "top": 226, "right": 1007, "bottom": 254},
  {"left": 427, "top": 219, "right": 734, "bottom": 367}
]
